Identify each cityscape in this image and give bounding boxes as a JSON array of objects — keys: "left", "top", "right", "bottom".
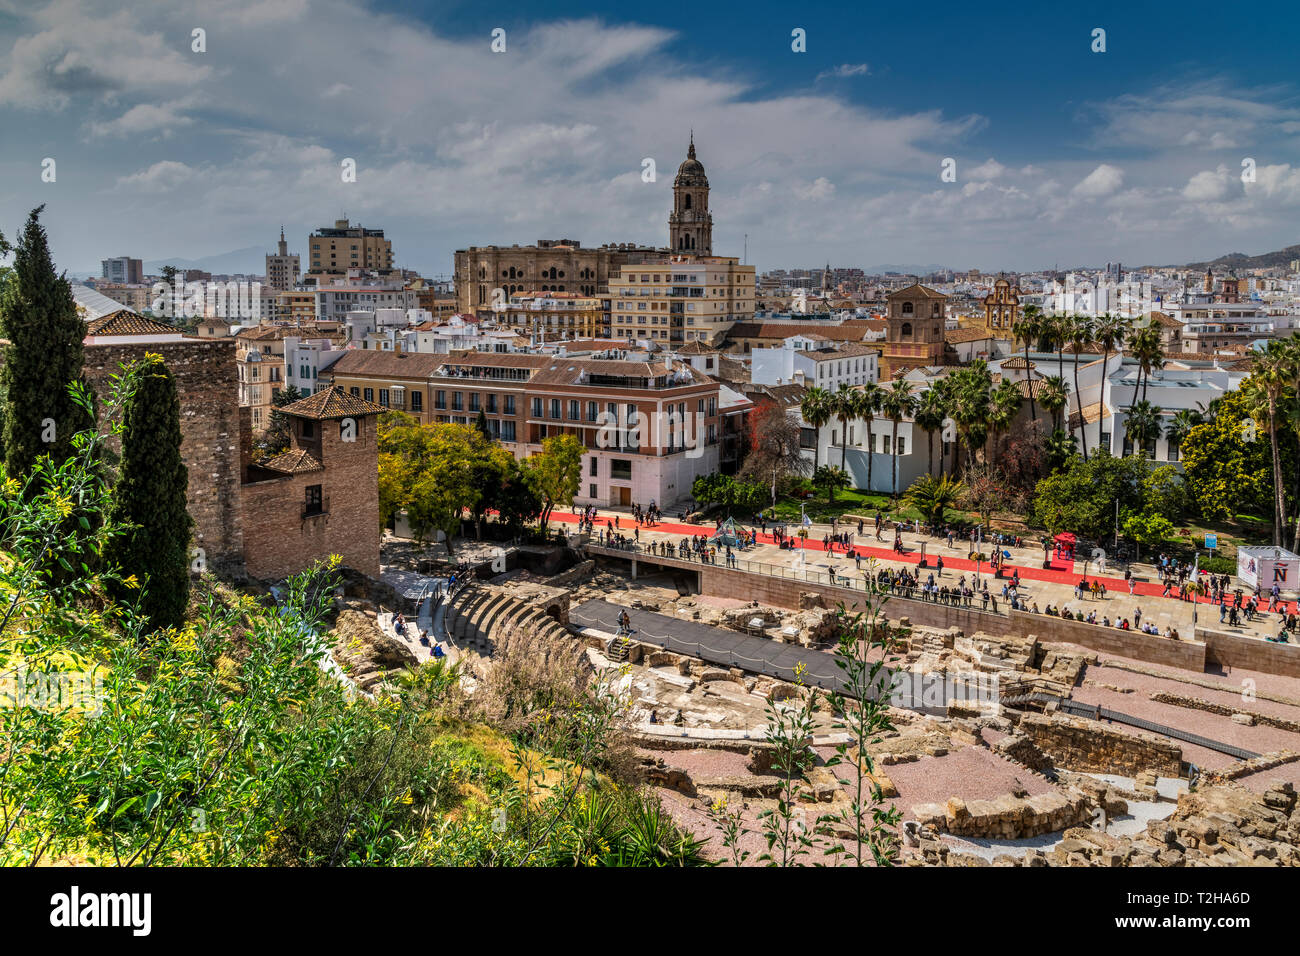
[{"left": 1, "top": 0, "right": 1298, "bottom": 926}]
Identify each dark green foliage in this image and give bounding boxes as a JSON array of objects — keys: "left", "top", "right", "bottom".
[
  {"left": 0, "top": 206, "right": 92, "bottom": 479},
  {"left": 475, "top": 407, "right": 491, "bottom": 440},
  {"left": 256, "top": 384, "right": 302, "bottom": 460},
  {"left": 106, "top": 354, "right": 192, "bottom": 630}
]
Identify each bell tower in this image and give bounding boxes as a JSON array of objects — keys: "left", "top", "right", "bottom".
[{"left": 669, "top": 133, "right": 713, "bottom": 255}]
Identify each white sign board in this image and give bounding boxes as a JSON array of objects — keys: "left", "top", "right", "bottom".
[{"left": 1237, "top": 546, "right": 1300, "bottom": 595}]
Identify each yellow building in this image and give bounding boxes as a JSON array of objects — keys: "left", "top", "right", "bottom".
[
  {"left": 500, "top": 292, "right": 605, "bottom": 338},
  {"left": 307, "top": 219, "right": 393, "bottom": 275},
  {"left": 607, "top": 256, "right": 754, "bottom": 344}
]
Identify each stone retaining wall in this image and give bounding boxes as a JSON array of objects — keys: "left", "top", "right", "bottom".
[
  {"left": 911, "top": 791, "right": 1093, "bottom": 839},
  {"left": 1015, "top": 712, "right": 1182, "bottom": 777},
  {"left": 1201, "top": 628, "right": 1300, "bottom": 678}
]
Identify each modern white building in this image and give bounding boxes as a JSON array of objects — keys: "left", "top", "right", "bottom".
[{"left": 751, "top": 335, "right": 879, "bottom": 391}]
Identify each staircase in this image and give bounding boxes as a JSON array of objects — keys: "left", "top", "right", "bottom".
[
  {"left": 607, "top": 634, "right": 632, "bottom": 662},
  {"left": 443, "top": 584, "right": 570, "bottom": 657}
]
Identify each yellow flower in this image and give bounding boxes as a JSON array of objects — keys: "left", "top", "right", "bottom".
[{"left": 122, "top": 574, "right": 140, "bottom": 590}]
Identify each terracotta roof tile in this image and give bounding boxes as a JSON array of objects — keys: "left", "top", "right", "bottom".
[
  {"left": 260, "top": 448, "right": 325, "bottom": 474},
  {"left": 279, "top": 385, "right": 385, "bottom": 420},
  {"left": 85, "top": 310, "right": 178, "bottom": 336}
]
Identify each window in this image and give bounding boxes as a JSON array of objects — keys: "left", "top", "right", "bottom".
[
  {"left": 882, "top": 435, "right": 891, "bottom": 455},
  {"left": 569, "top": 400, "right": 580, "bottom": 420},
  {"left": 901, "top": 323, "right": 912, "bottom": 338},
  {"left": 550, "top": 399, "right": 561, "bottom": 419},
  {"left": 451, "top": 392, "right": 463, "bottom": 411},
  {"left": 504, "top": 395, "right": 516, "bottom": 416},
  {"left": 362, "top": 388, "right": 374, "bottom": 402},
  {"left": 486, "top": 394, "right": 497, "bottom": 414},
  {"left": 589, "top": 483, "right": 597, "bottom": 498},
  {"left": 410, "top": 390, "right": 423, "bottom": 412},
  {"left": 611, "top": 459, "right": 632, "bottom": 480},
  {"left": 587, "top": 401, "right": 598, "bottom": 422},
  {"left": 531, "top": 397, "right": 542, "bottom": 418},
  {"left": 378, "top": 389, "right": 389, "bottom": 407},
  {"left": 350, "top": 386, "right": 360, "bottom": 397},
  {"left": 469, "top": 393, "right": 480, "bottom": 412},
  {"left": 1167, "top": 441, "right": 1180, "bottom": 462},
  {"left": 303, "top": 484, "right": 324, "bottom": 517},
  {"left": 898, "top": 436, "right": 906, "bottom": 457},
  {"left": 435, "top": 390, "right": 446, "bottom": 410},
  {"left": 589, "top": 458, "right": 598, "bottom": 477},
  {"left": 301, "top": 419, "right": 315, "bottom": 439},
  {"left": 501, "top": 421, "right": 516, "bottom": 441}
]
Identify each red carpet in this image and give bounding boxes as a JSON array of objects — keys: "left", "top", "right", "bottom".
[{"left": 553, "top": 510, "right": 1299, "bottom": 616}]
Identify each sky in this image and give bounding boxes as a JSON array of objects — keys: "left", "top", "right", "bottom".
[{"left": 1, "top": 0, "right": 1298, "bottom": 277}]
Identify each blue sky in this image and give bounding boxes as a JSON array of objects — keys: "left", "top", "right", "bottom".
[{"left": 1, "top": 0, "right": 1298, "bottom": 276}]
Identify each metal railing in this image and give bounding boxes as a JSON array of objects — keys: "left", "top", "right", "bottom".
[{"left": 584, "top": 541, "right": 1012, "bottom": 619}]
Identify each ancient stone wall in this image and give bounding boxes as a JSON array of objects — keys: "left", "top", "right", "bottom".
[
  {"left": 1015, "top": 712, "right": 1182, "bottom": 777},
  {"left": 83, "top": 339, "right": 244, "bottom": 571}
]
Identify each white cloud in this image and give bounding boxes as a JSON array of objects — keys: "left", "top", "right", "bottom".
[
  {"left": 816, "top": 63, "right": 870, "bottom": 81},
  {"left": 1072, "top": 164, "right": 1124, "bottom": 198},
  {"left": 1183, "top": 165, "right": 1233, "bottom": 202},
  {"left": 116, "top": 160, "right": 197, "bottom": 192},
  {"left": 967, "top": 159, "right": 1007, "bottom": 181}
]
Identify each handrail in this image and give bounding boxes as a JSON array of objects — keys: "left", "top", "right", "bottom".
[{"left": 583, "top": 542, "right": 1012, "bottom": 619}]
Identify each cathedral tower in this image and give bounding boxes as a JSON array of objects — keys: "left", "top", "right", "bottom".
[{"left": 669, "top": 134, "right": 713, "bottom": 255}]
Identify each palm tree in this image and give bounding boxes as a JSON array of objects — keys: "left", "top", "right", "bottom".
[
  {"left": 1244, "top": 340, "right": 1292, "bottom": 546},
  {"left": 1130, "top": 324, "right": 1166, "bottom": 404},
  {"left": 1066, "top": 314, "right": 1094, "bottom": 460},
  {"left": 1281, "top": 334, "right": 1300, "bottom": 551},
  {"left": 799, "top": 386, "right": 832, "bottom": 472},
  {"left": 1044, "top": 428, "right": 1078, "bottom": 473},
  {"left": 880, "top": 379, "right": 917, "bottom": 498},
  {"left": 946, "top": 361, "right": 992, "bottom": 476},
  {"left": 1093, "top": 312, "right": 1130, "bottom": 456},
  {"left": 831, "top": 383, "right": 856, "bottom": 474},
  {"left": 902, "top": 473, "right": 965, "bottom": 528},
  {"left": 913, "top": 387, "right": 947, "bottom": 478},
  {"left": 854, "top": 380, "right": 882, "bottom": 491},
  {"left": 1123, "top": 400, "right": 1164, "bottom": 458},
  {"left": 1038, "top": 375, "right": 1069, "bottom": 432},
  {"left": 987, "top": 377, "right": 1022, "bottom": 459},
  {"left": 813, "top": 464, "right": 850, "bottom": 504},
  {"left": 1042, "top": 311, "right": 1068, "bottom": 381},
  {"left": 1012, "top": 305, "right": 1043, "bottom": 425},
  {"left": 1164, "top": 408, "right": 1204, "bottom": 461}
]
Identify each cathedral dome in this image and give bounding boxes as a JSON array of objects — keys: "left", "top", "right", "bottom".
[{"left": 674, "top": 136, "right": 709, "bottom": 188}]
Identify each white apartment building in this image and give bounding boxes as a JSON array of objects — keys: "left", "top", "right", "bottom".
[
  {"left": 284, "top": 335, "right": 346, "bottom": 396},
  {"left": 751, "top": 335, "right": 879, "bottom": 390}
]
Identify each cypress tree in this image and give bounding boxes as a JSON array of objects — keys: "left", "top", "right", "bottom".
[
  {"left": 0, "top": 206, "right": 92, "bottom": 479},
  {"left": 107, "top": 354, "right": 192, "bottom": 631},
  {"left": 475, "top": 408, "right": 492, "bottom": 441}
]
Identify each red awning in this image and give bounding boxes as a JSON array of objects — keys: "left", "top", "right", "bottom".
[{"left": 1054, "top": 532, "right": 1077, "bottom": 545}]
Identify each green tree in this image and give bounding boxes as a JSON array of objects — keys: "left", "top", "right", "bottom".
[
  {"left": 1065, "top": 314, "right": 1094, "bottom": 460},
  {"left": 106, "top": 354, "right": 192, "bottom": 631},
  {"left": 1181, "top": 389, "right": 1288, "bottom": 525},
  {"left": 474, "top": 408, "right": 492, "bottom": 442},
  {"left": 0, "top": 206, "right": 92, "bottom": 479},
  {"left": 257, "top": 384, "right": 302, "bottom": 460},
  {"left": 832, "top": 383, "right": 856, "bottom": 472},
  {"left": 1032, "top": 450, "right": 1148, "bottom": 540},
  {"left": 1243, "top": 342, "right": 1292, "bottom": 545},
  {"left": 813, "top": 464, "right": 850, "bottom": 503},
  {"left": 1123, "top": 400, "right": 1164, "bottom": 456},
  {"left": 799, "top": 386, "right": 832, "bottom": 472},
  {"left": 524, "top": 433, "right": 584, "bottom": 530},
  {"left": 1038, "top": 375, "right": 1068, "bottom": 433},
  {"left": 902, "top": 473, "right": 964, "bottom": 527},
  {"left": 853, "top": 381, "right": 882, "bottom": 490},
  {"left": 879, "top": 379, "right": 916, "bottom": 497},
  {"left": 1093, "top": 312, "right": 1130, "bottom": 455},
  {"left": 1012, "top": 304, "right": 1042, "bottom": 424},
  {"left": 1122, "top": 512, "right": 1175, "bottom": 561},
  {"left": 912, "top": 387, "right": 947, "bottom": 478}
]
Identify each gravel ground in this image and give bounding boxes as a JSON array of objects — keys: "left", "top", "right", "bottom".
[
  {"left": 1071, "top": 670, "right": 1300, "bottom": 769},
  {"left": 641, "top": 747, "right": 755, "bottom": 778},
  {"left": 883, "top": 746, "right": 1059, "bottom": 816}
]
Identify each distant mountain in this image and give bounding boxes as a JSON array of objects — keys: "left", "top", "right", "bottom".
[
  {"left": 143, "top": 245, "right": 268, "bottom": 276},
  {"left": 1182, "top": 243, "right": 1300, "bottom": 271}
]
